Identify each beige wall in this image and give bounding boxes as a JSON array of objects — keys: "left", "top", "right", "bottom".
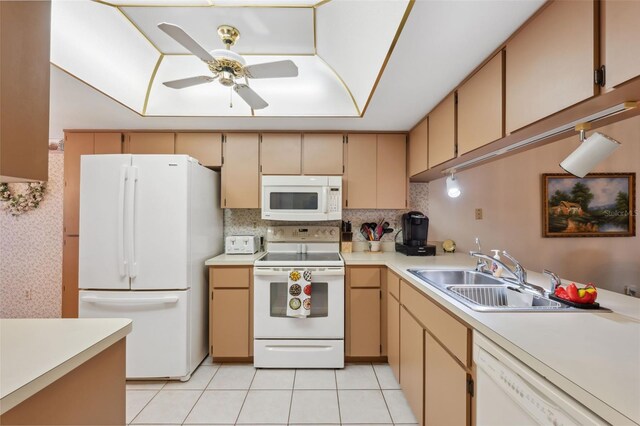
[
  {"left": 428, "top": 115, "right": 639, "bottom": 295},
  {"left": 0, "top": 152, "right": 63, "bottom": 318}
]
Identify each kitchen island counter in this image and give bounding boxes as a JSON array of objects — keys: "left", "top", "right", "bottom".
[
  {"left": 0, "top": 318, "right": 132, "bottom": 423},
  {"left": 342, "top": 251, "right": 640, "bottom": 425}
]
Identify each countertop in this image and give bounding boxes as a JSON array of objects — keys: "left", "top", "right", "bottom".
[
  {"left": 342, "top": 251, "right": 640, "bottom": 425},
  {"left": 205, "top": 252, "right": 265, "bottom": 265},
  {"left": 0, "top": 318, "right": 132, "bottom": 415}
]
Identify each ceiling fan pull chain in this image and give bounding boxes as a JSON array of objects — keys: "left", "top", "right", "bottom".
[{"left": 229, "top": 87, "right": 233, "bottom": 108}]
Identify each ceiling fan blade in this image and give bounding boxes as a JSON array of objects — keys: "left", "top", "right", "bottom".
[
  {"left": 163, "top": 76, "right": 214, "bottom": 89},
  {"left": 158, "top": 22, "right": 215, "bottom": 62},
  {"left": 244, "top": 60, "right": 298, "bottom": 79},
  {"left": 234, "top": 84, "right": 268, "bottom": 110}
]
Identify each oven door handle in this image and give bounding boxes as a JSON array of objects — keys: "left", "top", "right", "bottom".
[{"left": 254, "top": 267, "right": 345, "bottom": 277}]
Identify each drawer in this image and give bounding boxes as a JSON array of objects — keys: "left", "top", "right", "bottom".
[
  {"left": 210, "top": 267, "right": 250, "bottom": 288},
  {"left": 387, "top": 269, "right": 400, "bottom": 300},
  {"left": 400, "top": 280, "right": 469, "bottom": 366},
  {"left": 349, "top": 267, "right": 381, "bottom": 288}
]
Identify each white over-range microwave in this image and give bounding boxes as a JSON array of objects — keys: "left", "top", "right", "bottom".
[{"left": 261, "top": 175, "right": 342, "bottom": 221}]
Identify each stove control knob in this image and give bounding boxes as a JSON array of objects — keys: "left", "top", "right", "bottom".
[{"left": 329, "top": 229, "right": 336, "bottom": 236}]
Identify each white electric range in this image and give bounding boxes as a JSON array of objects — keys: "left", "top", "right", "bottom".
[{"left": 253, "top": 226, "right": 345, "bottom": 368}]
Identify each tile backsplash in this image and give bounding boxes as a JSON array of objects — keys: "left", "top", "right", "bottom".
[{"left": 224, "top": 183, "right": 429, "bottom": 246}]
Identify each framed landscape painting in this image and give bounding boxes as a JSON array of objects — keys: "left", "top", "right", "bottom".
[{"left": 542, "top": 173, "right": 636, "bottom": 238}]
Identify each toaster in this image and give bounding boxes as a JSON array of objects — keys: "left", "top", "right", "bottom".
[{"left": 225, "top": 235, "right": 260, "bottom": 254}]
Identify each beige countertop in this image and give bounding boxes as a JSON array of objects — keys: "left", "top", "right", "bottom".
[
  {"left": 342, "top": 251, "right": 640, "bottom": 425},
  {"left": 205, "top": 252, "right": 265, "bottom": 265},
  {"left": 0, "top": 318, "right": 132, "bottom": 415}
]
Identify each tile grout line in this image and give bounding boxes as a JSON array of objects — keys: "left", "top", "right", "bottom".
[
  {"left": 286, "top": 370, "right": 297, "bottom": 424},
  {"left": 127, "top": 385, "right": 164, "bottom": 425},
  {"left": 372, "top": 362, "right": 396, "bottom": 425},
  {"left": 234, "top": 364, "right": 257, "bottom": 425},
  {"left": 334, "top": 368, "right": 342, "bottom": 425},
  {"left": 179, "top": 362, "right": 221, "bottom": 425}
]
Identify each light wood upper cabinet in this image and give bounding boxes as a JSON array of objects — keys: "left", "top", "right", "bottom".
[
  {"left": 175, "top": 133, "right": 222, "bottom": 167},
  {"left": 428, "top": 94, "right": 456, "bottom": 168},
  {"left": 409, "top": 118, "right": 428, "bottom": 177},
  {"left": 458, "top": 51, "right": 504, "bottom": 156},
  {"left": 400, "top": 307, "right": 424, "bottom": 425},
  {"left": 345, "top": 134, "right": 377, "bottom": 209},
  {"left": 0, "top": 1, "right": 50, "bottom": 182},
  {"left": 222, "top": 133, "right": 260, "bottom": 208},
  {"left": 93, "top": 133, "right": 122, "bottom": 154},
  {"left": 302, "top": 134, "right": 344, "bottom": 175},
  {"left": 506, "top": 0, "right": 596, "bottom": 133},
  {"left": 602, "top": 0, "right": 640, "bottom": 90},
  {"left": 345, "top": 134, "right": 407, "bottom": 209},
  {"left": 424, "top": 333, "right": 469, "bottom": 426},
  {"left": 260, "top": 133, "right": 302, "bottom": 175},
  {"left": 62, "top": 236, "right": 79, "bottom": 319},
  {"left": 377, "top": 134, "right": 407, "bottom": 209},
  {"left": 126, "top": 133, "right": 175, "bottom": 154},
  {"left": 63, "top": 133, "right": 94, "bottom": 235}
]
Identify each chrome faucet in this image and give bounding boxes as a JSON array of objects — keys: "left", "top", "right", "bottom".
[
  {"left": 543, "top": 269, "right": 562, "bottom": 294},
  {"left": 469, "top": 250, "right": 546, "bottom": 297},
  {"left": 473, "top": 237, "right": 489, "bottom": 273}
]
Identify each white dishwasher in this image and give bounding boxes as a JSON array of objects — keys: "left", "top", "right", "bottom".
[{"left": 474, "top": 331, "right": 607, "bottom": 426}]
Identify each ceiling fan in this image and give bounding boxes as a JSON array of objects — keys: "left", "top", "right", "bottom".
[{"left": 157, "top": 23, "right": 299, "bottom": 110}]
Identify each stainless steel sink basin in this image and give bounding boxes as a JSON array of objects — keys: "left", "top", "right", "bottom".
[
  {"left": 409, "top": 269, "right": 504, "bottom": 285},
  {"left": 407, "top": 269, "right": 575, "bottom": 312},
  {"left": 446, "top": 285, "right": 567, "bottom": 312}
]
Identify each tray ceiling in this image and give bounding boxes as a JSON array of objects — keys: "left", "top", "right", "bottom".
[
  {"left": 50, "top": 0, "right": 546, "bottom": 136},
  {"left": 51, "top": 0, "right": 412, "bottom": 117}
]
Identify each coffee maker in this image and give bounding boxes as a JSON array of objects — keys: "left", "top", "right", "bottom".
[{"left": 395, "top": 211, "right": 436, "bottom": 256}]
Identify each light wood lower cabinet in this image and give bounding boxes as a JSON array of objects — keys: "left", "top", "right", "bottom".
[
  {"left": 346, "top": 266, "right": 383, "bottom": 358},
  {"left": 387, "top": 293, "right": 400, "bottom": 382},
  {"left": 400, "top": 307, "right": 424, "bottom": 424},
  {"left": 424, "top": 333, "right": 469, "bottom": 426},
  {"left": 61, "top": 236, "right": 79, "bottom": 318},
  {"left": 209, "top": 266, "right": 252, "bottom": 358},
  {"left": 398, "top": 279, "right": 473, "bottom": 425}
]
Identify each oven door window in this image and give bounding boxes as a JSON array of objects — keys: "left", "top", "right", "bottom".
[
  {"left": 269, "top": 192, "right": 319, "bottom": 210},
  {"left": 269, "top": 282, "right": 328, "bottom": 317}
]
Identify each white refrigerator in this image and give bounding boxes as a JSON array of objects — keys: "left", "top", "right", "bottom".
[{"left": 78, "top": 154, "right": 222, "bottom": 380}]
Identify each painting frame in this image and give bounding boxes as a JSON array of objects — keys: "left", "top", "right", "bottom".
[{"left": 542, "top": 173, "right": 636, "bottom": 238}]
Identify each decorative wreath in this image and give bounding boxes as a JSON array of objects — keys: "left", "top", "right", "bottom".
[{"left": 0, "top": 182, "right": 47, "bottom": 216}]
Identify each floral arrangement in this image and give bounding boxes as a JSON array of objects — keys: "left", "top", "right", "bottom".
[{"left": 0, "top": 182, "right": 47, "bottom": 216}]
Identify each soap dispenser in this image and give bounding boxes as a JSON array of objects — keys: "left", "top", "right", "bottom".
[{"left": 491, "top": 250, "right": 504, "bottom": 278}]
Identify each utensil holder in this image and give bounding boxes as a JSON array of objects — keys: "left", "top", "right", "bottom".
[{"left": 369, "top": 241, "right": 381, "bottom": 252}]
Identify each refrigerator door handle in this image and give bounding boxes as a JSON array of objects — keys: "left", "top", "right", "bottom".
[
  {"left": 80, "top": 295, "right": 179, "bottom": 305},
  {"left": 127, "top": 166, "right": 139, "bottom": 279},
  {"left": 117, "top": 165, "right": 128, "bottom": 277}
]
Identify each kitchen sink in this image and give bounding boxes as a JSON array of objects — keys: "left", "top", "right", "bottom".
[
  {"left": 407, "top": 269, "right": 576, "bottom": 312},
  {"left": 409, "top": 269, "right": 504, "bottom": 285}
]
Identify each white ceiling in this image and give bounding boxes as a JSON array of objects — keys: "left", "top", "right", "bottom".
[{"left": 49, "top": 0, "right": 545, "bottom": 138}]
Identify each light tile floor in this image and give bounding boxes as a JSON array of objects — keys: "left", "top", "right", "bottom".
[{"left": 127, "top": 361, "right": 418, "bottom": 425}]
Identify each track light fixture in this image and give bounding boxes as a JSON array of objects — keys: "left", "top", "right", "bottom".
[
  {"left": 446, "top": 171, "right": 461, "bottom": 198},
  {"left": 560, "top": 123, "right": 621, "bottom": 178}
]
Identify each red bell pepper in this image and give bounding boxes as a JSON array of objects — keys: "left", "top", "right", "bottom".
[{"left": 564, "top": 283, "right": 598, "bottom": 304}]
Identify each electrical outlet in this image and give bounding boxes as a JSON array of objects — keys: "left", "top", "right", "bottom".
[
  {"left": 624, "top": 285, "right": 637, "bottom": 297},
  {"left": 25, "top": 289, "right": 32, "bottom": 300},
  {"left": 475, "top": 208, "right": 483, "bottom": 220}
]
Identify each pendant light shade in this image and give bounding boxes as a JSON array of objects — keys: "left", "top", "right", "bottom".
[
  {"left": 446, "top": 174, "right": 461, "bottom": 198},
  {"left": 560, "top": 132, "right": 620, "bottom": 178}
]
